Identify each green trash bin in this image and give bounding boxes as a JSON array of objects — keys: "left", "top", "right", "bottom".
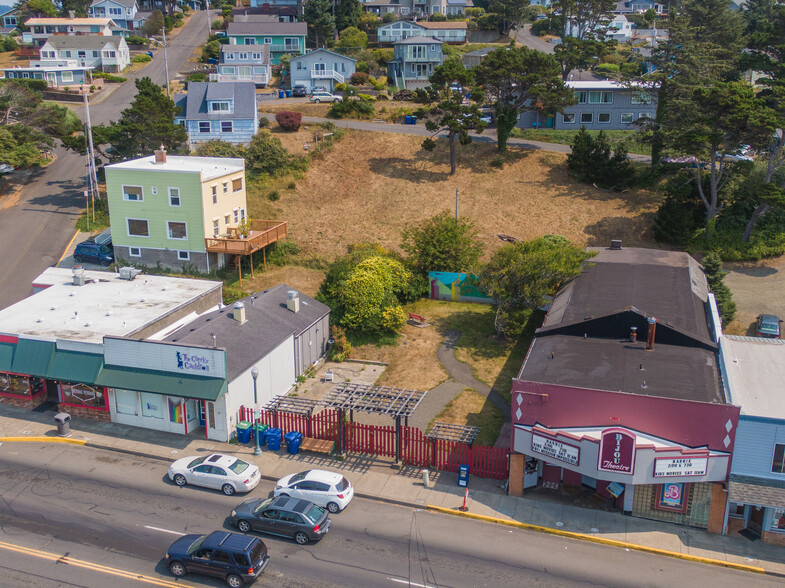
[
  {"left": 253, "top": 423, "right": 269, "bottom": 445},
  {"left": 236, "top": 421, "right": 252, "bottom": 444}
]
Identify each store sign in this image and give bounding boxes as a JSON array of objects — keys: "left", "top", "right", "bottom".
[
  {"left": 598, "top": 428, "right": 636, "bottom": 475},
  {"left": 653, "top": 457, "right": 708, "bottom": 478},
  {"left": 531, "top": 434, "right": 580, "bottom": 466},
  {"left": 176, "top": 350, "right": 212, "bottom": 373},
  {"left": 655, "top": 482, "right": 689, "bottom": 513}
]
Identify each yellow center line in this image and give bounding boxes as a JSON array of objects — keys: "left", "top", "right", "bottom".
[{"left": 0, "top": 540, "right": 191, "bottom": 588}]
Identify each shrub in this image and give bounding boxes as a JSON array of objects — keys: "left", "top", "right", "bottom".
[
  {"left": 335, "top": 82, "right": 348, "bottom": 92},
  {"left": 328, "top": 325, "right": 352, "bottom": 362},
  {"left": 465, "top": 7, "right": 484, "bottom": 17},
  {"left": 201, "top": 40, "right": 220, "bottom": 62},
  {"left": 653, "top": 173, "right": 704, "bottom": 246},
  {"left": 350, "top": 71, "right": 369, "bottom": 85},
  {"left": 430, "top": 12, "right": 447, "bottom": 21},
  {"left": 393, "top": 89, "right": 415, "bottom": 101},
  {"left": 275, "top": 110, "right": 302, "bottom": 131},
  {"left": 376, "top": 93, "right": 388, "bottom": 101},
  {"left": 703, "top": 252, "right": 737, "bottom": 324},
  {"left": 382, "top": 12, "right": 398, "bottom": 23},
  {"left": 187, "top": 72, "right": 207, "bottom": 83},
  {"left": 287, "top": 181, "right": 296, "bottom": 189},
  {"left": 594, "top": 62, "right": 620, "bottom": 75},
  {"left": 357, "top": 93, "right": 375, "bottom": 101},
  {"left": 566, "top": 127, "right": 634, "bottom": 189},
  {"left": 245, "top": 130, "right": 308, "bottom": 177},
  {"left": 258, "top": 117, "right": 269, "bottom": 128},
  {"left": 328, "top": 97, "right": 375, "bottom": 119},
  {"left": 268, "top": 190, "right": 280, "bottom": 201},
  {"left": 92, "top": 72, "right": 127, "bottom": 83},
  {"left": 1, "top": 36, "right": 18, "bottom": 52},
  {"left": 131, "top": 54, "right": 152, "bottom": 63},
  {"left": 126, "top": 35, "right": 149, "bottom": 45},
  {"left": 211, "top": 18, "right": 224, "bottom": 30},
  {"left": 531, "top": 18, "right": 552, "bottom": 36},
  {"left": 355, "top": 60, "right": 369, "bottom": 73}
]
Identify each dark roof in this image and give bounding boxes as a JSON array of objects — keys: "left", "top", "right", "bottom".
[
  {"left": 227, "top": 21, "right": 306, "bottom": 36},
  {"left": 165, "top": 285, "right": 329, "bottom": 381},
  {"left": 181, "top": 81, "right": 257, "bottom": 121},
  {"left": 43, "top": 35, "right": 124, "bottom": 50}
]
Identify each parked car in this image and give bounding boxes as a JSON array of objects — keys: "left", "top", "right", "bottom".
[
  {"left": 73, "top": 228, "right": 113, "bottom": 267},
  {"left": 757, "top": 314, "right": 782, "bottom": 338},
  {"left": 0, "top": 163, "right": 13, "bottom": 174},
  {"left": 166, "top": 530, "right": 270, "bottom": 587},
  {"left": 230, "top": 496, "right": 330, "bottom": 545},
  {"left": 273, "top": 469, "right": 354, "bottom": 513},
  {"left": 309, "top": 91, "right": 341, "bottom": 103},
  {"left": 291, "top": 85, "right": 307, "bottom": 97},
  {"left": 168, "top": 453, "right": 260, "bottom": 496}
]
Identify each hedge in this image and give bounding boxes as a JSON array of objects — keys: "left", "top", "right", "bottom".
[{"left": 275, "top": 110, "right": 302, "bottom": 131}]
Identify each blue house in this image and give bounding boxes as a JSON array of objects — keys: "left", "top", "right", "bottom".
[
  {"left": 88, "top": 0, "right": 144, "bottom": 33},
  {"left": 290, "top": 48, "right": 356, "bottom": 92},
  {"left": 175, "top": 82, "right": 259, "bottom": 149},
  {"left": 213, "top": 44, "right": 271, "bottom": 86},
  {"left": 387, "top": 36, "right": 444, "bottom": 90},
  {"left": 0, "top": 63, "right": 92, "bottom": 88}
]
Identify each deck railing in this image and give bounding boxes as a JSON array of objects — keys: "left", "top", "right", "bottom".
[{"left": 204, "top": 220, "right": 287, "bottom": 255}]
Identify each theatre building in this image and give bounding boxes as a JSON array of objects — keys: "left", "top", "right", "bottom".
[{"left": 508, "top": 247, "right": 740, "bottom": 532}]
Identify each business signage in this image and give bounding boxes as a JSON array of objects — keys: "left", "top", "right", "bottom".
[
  {"left": 653, "top": 457, "right": 708, "bottom": 478},
  {"left": 175, "top": 350, "right": 213, "bottom": 374},
  {"left": 103, "top": 337, "right": 226, "bottom": 379},
  {"left": 598, "top": 428, "right": 636, "bottom": 475},
  {"left": 531, "top": 434, "right": 580, "bottom": 466}
]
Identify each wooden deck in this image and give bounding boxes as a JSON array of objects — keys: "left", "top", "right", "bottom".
[{"left": 204, "top": 220, "right": 287, "bottom": 255}]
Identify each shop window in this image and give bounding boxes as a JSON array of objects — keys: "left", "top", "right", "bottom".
[
  {"left": 772, "top": 508, "right": 785, "bottom": 531},
  {"left": 728, "top": 502, "right": 745, "bottom": 519},
  {"left": 772, "top": 443, "right": 785, "bottom": 473},
  {"left": 0, "top": 373, "right": 34, "bottom": 396},
  {"left": 654, "top": 482, "right": 689, "bottom": 513},
  {"left": 168, "top": 397, "right": 184, "bottom": 423},
  {"left": 140, "top": 392, "right": 163, "bottom": 419},
  {"left": 61, "top": 383, "right": 106, "bottom": 409},
  {"left": 115, "top": 389, "right": 137, "bottom": 415}
]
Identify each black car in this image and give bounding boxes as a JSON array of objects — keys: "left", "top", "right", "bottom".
[
  {"left": 291, "top": 85, "right": 307, "bottom": 97},
  {"left": 230, "top": 495, "right": 330, "bottom": 545},
  {"left": 166, "top": 531, "right": 270, "bottom": 588}
]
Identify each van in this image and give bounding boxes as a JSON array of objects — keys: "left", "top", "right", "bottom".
[{"left": 73, "top": 228, "right": 114, "bottom": 267}]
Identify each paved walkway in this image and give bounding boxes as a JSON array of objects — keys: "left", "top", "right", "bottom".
[{"left": 1, "top": 403, "right": 784, "bottom": 575}]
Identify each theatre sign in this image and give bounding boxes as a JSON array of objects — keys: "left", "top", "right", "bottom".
[
  {"left": 531, "top": 433, "right": 580, "bottom": 466},
  {"left": 653, "top": 456, "right": 709, "bottom": 477}
]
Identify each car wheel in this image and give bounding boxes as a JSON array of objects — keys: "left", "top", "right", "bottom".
[
  {"left": 327, "top": 502, "right": 341, "bottom": 514},
  {"left": 100, "top": 259, "right": 110, "bottom": 267},
  {"left": 294, "top": 531, "right": 309, "bottom": 545},
  {"left": 279, "top": 492, "right": 289, "bottom": 497},
  {"left": 73, "top": 255, "right": 83, "bottom": 263},
  {"left": 226, "top": 573, "right": 244, "bottom": 588},
  {"left": 169, "top": 561, "right": 186, "bottom": 577},
  {"left": 314, "top": 99, "right": 321, "bottom": 103},
  {"left": 173, "top": 474, "right": 187, "bottom": 487},
  {"left": 222, "top": 483, "right": 236, "bottom": 496},
  {"left": 237, "top": 520, "right": 251, "bottom": 533}
]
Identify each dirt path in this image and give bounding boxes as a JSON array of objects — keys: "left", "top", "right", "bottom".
[{"left": 724, "top": 257, "right": 785, "bottom": 335}]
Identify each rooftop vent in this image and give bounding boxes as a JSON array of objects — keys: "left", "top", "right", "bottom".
[
  {"left": 72, "top": 265, "right": 85, "bottom": 286},
  {"left": 610, "top": 239, "right": 622, "bottom": 250},
  {"left": 287, "top": 290, "right": 300, "bottom": 313},
  {"left": 233, "top": 301, "right": 247, "bottom": 324},
  {"left": 119, "top": 267, "right": 141, "bottom": 280}
]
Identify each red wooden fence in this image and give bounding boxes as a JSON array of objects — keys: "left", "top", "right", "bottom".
[{"left": 238, "top": 406, "right": 509, "bottom": 480}]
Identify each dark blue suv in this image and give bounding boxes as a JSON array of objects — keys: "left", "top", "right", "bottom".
[
  {"left": 73, "top": 228, "right": 113, "bottom": 267},
  {"left": 166, "top": 531, "right": 270, "bottom": 587}
]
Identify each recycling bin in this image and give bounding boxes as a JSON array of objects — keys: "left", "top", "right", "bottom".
[
  {"left": 285, "top": 90, "right": 292, "bottom": 98},
  {"left": 278, "top": 89, "right": 286, "bottom": 99},
  {"left": 285, "top": 431, "right": 302, "bottom": 455},
  {"left": 458, "top": 464, "right": 470, "bottom": 487},
  {"left": 236, "top": 421, "right": 252, "bottom": 444},
  {"left": 253, "top": 423, "right": 269, "bottom": 445},
  {"left": 404, "top": 115, "right": 412, "bottom": 124},
  {"left": 410, "top": 116, "right": 417, "bottom": 125},
  {"left": 146, "top": 50, "right": 153, "bottom": 58},
  {"left": 53, "top": 412, "right": 71, "bottom": 437},
  {"left": 266, "top": 427, "right": 283, "bottom": 451}
]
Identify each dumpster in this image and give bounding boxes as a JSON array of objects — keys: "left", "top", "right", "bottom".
[
  {"left": 285, "top": 431, "right": 302, "bottom": 455},
  {"left": 236, "top": 421, "right": 252, "bottom": 444},
  {"left": 253, "top": 423, "right": 269, "bottom": 445},
  {"left": 285, "top": 90, "right": 292, "bottom": 98},
  {"left": 458, "top": 464, "right": 470, "bottom": 487},
  {"left": 266, "top": 427, "right": 283, "bottom": 451},
  {"left": 54, "top": 412, "right": 71, "bottom": 437},
  {"left": 278, "top": 89, "right": 286, "bottom": 99}
]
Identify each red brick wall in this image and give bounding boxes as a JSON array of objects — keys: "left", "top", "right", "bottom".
[
  {"left": 57, "top": 404, "right": 110, "bottom": 422},
  {"left": 509, "top": 453, "right": 524, "bottom": 497},
  {"left": 726, "top": 517, "right": 745, "bottom": 537},
  {"left": 0, "top": 394, "right": 46, "bottom": 409},
  {"left": 707, "top": 482, "right": 727, "bottom": 534},
  {"left": 762, "top": 531, "right": 785, "bottom": 546}
]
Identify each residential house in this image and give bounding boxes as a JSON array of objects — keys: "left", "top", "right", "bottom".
[
  {"left": 174, "top": 82, "right": 260, "bottom": 147},
  {"left": 516, "top": 80, "right": 658, "bottom": 130},
  {"left": 719, "top": 336, "right": 785, "bottom": 545},
  {"left": 250, "top": 0, "right": 299, "bottom": 7},
  {"left": 433, "top": 0, "right": 474, "bottom": 14},
  {"left": 231, "top": 6, "right": 299, "bottom": 23},
  {"left": 0, "top": 62, "right": 92, "bottom": 87},
  {"left": 23, "top": 16, "right": 117, "bottom": 46},
  {"left": 419, "top": 21, "right": 467, "bottom": 43},
  {"left": 605, "top": 14, "right": 633, "bottom": 42},
  {"left": 613, "top": 0, "right": 666, "bottom": 14},
  {"left": 388, "top": 36, "right": 444, "bottom": 90},
  {"left": 88, "top": 0, "right": 143, "bottom": 32},
  {"left": 378, "top": 19, "right": 466, "bottom": 44},
  {"left": 212, "top": 44, "right": 271, "bottom": 86},
  {"left": 39, "top": 35, "right": 130, "bottom": 72},
  {"left": 0, "top": 5, "right": 21, "bottom": 34},
  {"left": 226, "top": 21, "right": 306, "bottom": 66},
  {"left": 461, "top": 46, "right": 496, "bottom": 68},
  {"left": 290, "top": 48, "right": 356, "bottom": 92},
  {"left": 364, "top": 0, "right": 472, "bottom": 16}
]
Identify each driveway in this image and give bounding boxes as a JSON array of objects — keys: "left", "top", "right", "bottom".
[
  {"left": 724, "top": 258, "right": 785, "bottom": 336},
  {"left": 511, "top": 24, "right": 556, "bottom": 54}
]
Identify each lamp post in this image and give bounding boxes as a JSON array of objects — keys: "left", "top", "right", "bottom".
[{"left": 251, "top": 367, "right": 261, "bottom": 456}]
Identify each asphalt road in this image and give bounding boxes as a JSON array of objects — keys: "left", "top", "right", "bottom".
[
  {"left": 0, "top": 442, "right": 778, "bottom": 588},
  {"left": 0, "top": 10, "right": 212, "bottom": 310},
  {"left": 512, "top": 24, "right": 556, "bottom": 54}
]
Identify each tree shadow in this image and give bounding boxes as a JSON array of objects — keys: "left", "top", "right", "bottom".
[
  {"left": 583, "top": 213, "right": 660, "bottom": 247},
  {"left": 489, "top": 309, "right": 543, "bottom": 404}
]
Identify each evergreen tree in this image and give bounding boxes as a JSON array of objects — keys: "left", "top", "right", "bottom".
[
  {"left": 702, "top": 252, "right": 737, "bottom": 325},
  {"left": 566, "top": 127, "right": 634, "bottom": 189},
  {"left": 304, "top": 0, "right": 335, "bottom": 49},
  {"left": 336, "top": 0, "right": 362, "bottom": 33}
]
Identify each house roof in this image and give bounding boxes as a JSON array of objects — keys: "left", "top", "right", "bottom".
[
  {"left": 90, "top": 0, "right": 137, "bottom": 8},
  {"left": 231, "top": 6, "right": 298, "bottom": 17},
  {"left": 233, "top": 14, "right": 279, "bottom": 22},
  {"left": 43, "top": 34, "right": 124, "bottom": 50},
  {"left": 394, "top": 35, "right": 443, "bottom": 44},
  {"left": 291, "top": 48, "right": 357, "bottom": 63},
  {"left": 180, "top": 81, "right": 257, "bottom": 121},
  {"left": 463, "top": 47, "right": 497, "bottom": 57},
  {"left": 220, "top": 43, "right": 270, "bottom": 60},
  {"left": 106, "top": 153, "right": 245, "bottom": 181},
  {"left": 419, "top": 21, "right": 468, "bottom": 29},
  {"left": 227, "top": 21, "right": 306, "bottom": 36},
  {"left": 720, "top": 336, "right": 785, "bottom": 418},
  {"left": 26, "top": 17, "right": 115, "bottom": 26},
  {"left": 165, "top": 285, "right": 330, "bottom": 381}
]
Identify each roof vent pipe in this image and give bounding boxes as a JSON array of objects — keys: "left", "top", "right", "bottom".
[
  {"left": 233, "top": 301, "right": 246, "bottom": 324},
  {"left": 629, "top": 326, "right": 637, "bottom": 343},
  {"left": 72, "top": 265, "right": 85, "bottom": 286},
  {"left": 210, "top": 333, "right": 217, "bottom": 348},
  {"left": 646, "top": 317, "right": 657, "bottom": 351},
  {"left": 287, "top": 290, "right": 300, "bottom": 313}
]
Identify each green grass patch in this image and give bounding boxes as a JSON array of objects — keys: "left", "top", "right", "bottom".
[
  {"left": 510, "top": 128, "right": 651, "bottom": 156},
  {"left": 431, "top": 387, "right": 505, "bottom": 446},
  {"left": 75, "top": 197, "right": 110, "bottom": 232}
]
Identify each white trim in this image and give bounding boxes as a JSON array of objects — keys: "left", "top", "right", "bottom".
[
  {"left": 177, "top": 250, "right": 190, "bottom": 261},
  {"left": 126, "top": 217, "right": 149, "bottom": 238},
  {"left": 128, "top": 246, "right": 141, "bottom": 257},
  {"left": 598, "top": 112, "right": 611, "bottom": 124},
  {"left": 168, "top": 186, "right": 181, "bottom": 207},
  {"left": 166, "top": 220, "right": 188, "bottom": 240},
  {"left": 122, "top": 184, "right": 143, "bottom": 202}
]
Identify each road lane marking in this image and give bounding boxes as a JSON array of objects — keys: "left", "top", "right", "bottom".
[
  {"left": 0, "top": 540, "right": 190, "bottom": 588},
  {"left": 57, "top": 230, "right": 81, "bottom": 265},
  {"left": 388, "top": 578, "right": 436, "bottom": 588},
  {"left": 144, "top": 526, "right": 186, "bottom": 536}
]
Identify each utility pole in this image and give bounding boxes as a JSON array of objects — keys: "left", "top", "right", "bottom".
[
  {"left": 162, "top": 26, "right": 170, "bottom": 98},
  {"left": 455, "top": 187, "right": 459, "bottom": 220},
  {"left": 83, "top": 90, "right": 99, "bottom": 213},
  {"left": 205, "top": 0, "right": 211, "bottom": 38}
]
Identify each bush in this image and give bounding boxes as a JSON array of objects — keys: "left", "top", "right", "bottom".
[
  {"left": 382, "top": 12, "right": 398, "bottom": 23},
  {"left": 268, "top": 190, "right": 280, "bottom": 201},
  {"left": 355, "top": 60, "right": 369, "bottom": 73},
  {"left": 211, "top": 18, "right": 224, "bottom": 30},
  {"left": 465, "top": 7, "right": 484, "bottom": 17},
  {"left": 91, "top": 72, "right": 127, "bottom": 83},
  {"left": 328, "top": 97, "right": 375, "bottom": 119},
  {"left": 594, "top": 62, "right": 620, "bottom": 75},
  {"left": 126, "top": 35, "right": 149, "bottom": 45},
  {"left": 201, "top": 39, "right": 220, "bottom": 63},
  {"left": 327, "top": 325, "right": 352, "bottom": 362},
  {"left": 350, "top": 71, "right": 369, "bottom": 85},
  {"left": 258, "top": 117, "right": 269, "bottom": 128},
  {"left": 131, "top": 54, "right": 152, "bottom": 63},
  {"left": 275, "top": 110, "right": 302, "bottom": 131},
  {"left": 335, "top": 82, "right": 348, "bottom": 92},
  {"left": 531, "top": 18, "right": 552, "bottom": 36},
  {"left": 245, "top": 131, "right": 308, "bottom": 177},
  {"left": 1, "top": 36, "right": 18, "bottom": 52},
  {"left": 393, "top": 89, "right": 415, "bottom": 101},
  {"left": 187, "top": 72, "right": 207, "bottom": 83},
  {"left": 430, "top": 12, "right": 447, "bottom": 21},
  {"left": 566, "top": 127, "right": 634, "bottom": 189},
  {"left": 376, "top": 93, "right": 388, "bottom": 101},
  {"left": 702, "top": 252, "right": 737, "bottom": 324},
  {"left": 357, "top": 93, "right": 375, "bottom": 101}
]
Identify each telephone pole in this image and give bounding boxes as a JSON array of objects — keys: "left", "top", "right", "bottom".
[
  {"left": 455, "top": 188, "right": 459, "bottom": 220},
  {"left": 83, "top": 89, "right": 99, "bottom": 216},
  {"left": 162, "top": 26, "right": 170, "bottom": 98}
]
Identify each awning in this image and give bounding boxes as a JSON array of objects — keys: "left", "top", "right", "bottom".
[
  {"left": 0, "top": 342, "right": 15, "bottom": 372},
  {"left": 47, "top": 350, "right": 103, "bottom": 384},
  {"left": 95, "top": 365, "right": 227, "bottom": 401},
  {"left": 729, "top": 474, "right": 785, "bottom": 509},
  {"left": 11, "top": 339, "right": 55, "bottom": 378}
]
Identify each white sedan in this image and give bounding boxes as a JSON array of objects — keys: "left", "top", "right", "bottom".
[
  {"left": 168, "top": 453, "right": 260, "bottom": 496},
  {"left": 274, "top": 469, "right": 354, "bottom": 513}
]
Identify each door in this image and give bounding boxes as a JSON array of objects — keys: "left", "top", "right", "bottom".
[
  {"left": 190, "top": 464, "right": 214, "bottom": 487},
  {"left": 198, "top": 401, "right": 206, "bottom": 427},
  {"left": 277, "top": 510, "right": 299, "bottom": 538},
  {"left": 314, "top": 62, "right": 326, "bottom": 78},
  {"left": 255, "top": 508, "right": 282, "bottom": 535},
  {"left": 208, "top": 466, "right": 227, "bottom": 489},
  {"left": 748, "top": 506, "right": 765, "bottom": 536},
  {"left": 187, "top": 547, "right": 214, "bottom": 575},
  {"left": 208, "top": 550, "right": 233, "bottom": 580},
  {"left": 45, "top": 72, "right": 57, "bottom": 87}
]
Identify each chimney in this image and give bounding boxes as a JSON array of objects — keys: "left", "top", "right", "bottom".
[
  {"left": 287, "top": 290, "right": 300, "bottom": 313},
  {"left": 233, "top": 301, "right": 247, "bottom": 324},
  {"left": 629, "top": 326, "right": 637, "bottom": 343},
  {"left": 610, "top": 239, "right": 622, "bottom": 250},
  {"left": 154, "top": 145, "right": 167, "bottom": 164},
  {"left": 72, "top": 265, "right": 85, "bottom": 286},
  {"left": 646, "top": 317, "right": 657, "bottom": 350},
  {"left": 69, "top": 10, "right": 75, "bottom": 19}
]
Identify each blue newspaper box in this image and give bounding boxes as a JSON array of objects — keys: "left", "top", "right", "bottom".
[{"left": 458, "top": 464, "right": 469, "bottom": 487}]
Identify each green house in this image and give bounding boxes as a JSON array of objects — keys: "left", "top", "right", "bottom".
[{"left": 226, "top": 21, "right": 307, "bottom": 66}]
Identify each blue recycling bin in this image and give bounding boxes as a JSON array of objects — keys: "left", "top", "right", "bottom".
[
  {"left": 285, "top": 431, "right": 302, "bottom": 455},
  {"left": 404, "top": 115, "right": 412, "bottom": 124},
  {"left": 266, "top": 427, "right": 283, "bottom": 451},
  {"left": 236, "top": 421, "right": 252, "bottom": 444},
  {"left": 411, "top": 116, "right": 417, "bottom": 125},
  {"left": 285, "top": 90, "right": 292, "bottom": 98},
  {"left": 458, "top": 464, "right": 470, "bottom": 487},
  {"left": 253, "top": 423, "right": 269, "bottom": 445},
  {"left": 146, "top": 50, "right": 153, "bottom": 58},
  {"left": 278, "top": 89, "right": 286, "bottom": 99}
]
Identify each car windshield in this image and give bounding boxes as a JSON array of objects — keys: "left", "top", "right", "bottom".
[
  {"left": 302, "top": 504, "right": 326, "bottom": 524},
  {"left": 186, "top": 535, "right": 207, "bottom": 555},
  {"left": 99, "top": 245, "right": 112, "bottom": 254},
  {"left": 337, "top": 477, "right": 350, "bottom": 492},
  {"left": 289, "top": 471, "right": 309, "bottom": 484},
  {"left": 229, "top": 459, "right": 250, "bottom": 474},
  {"left": 252, "top": 498, "right": 274, "bottom": 515},
  {"left": 187, "top": 457, "right": 206, "bottom": 468}
]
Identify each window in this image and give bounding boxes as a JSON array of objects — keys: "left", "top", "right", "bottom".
[
  {"left": 61, "top": 71, "right": 73, "bottom": 82},
  {"left": 631, "top": 91, "right": 652, "bottom": 105},
  {"left": 239, "top": 52, "right": 248, "bottom": 60},
  {"left": 222, "top": 66, "right": 235, "bottom": 74},
  {"left": 244, "top": 38, "right": 256, "bottom": 45},
  {"left": 580, "top": 112, "right": 593, "bottom": 124},
  {"left": 240, "top": 208, "right": 246, "bottom": 220},
  {"left": 410, "top": 45, "right": 426, "bottom": 59},
  {"left": 253, "top": 66, "right": 265, "bottom": 74},
  {"left": 177, "top": 250, "right": 190, "bottom": 261},
  {"left": 588, "top": 91, "right": 613, "bottom": 104},
  {"left": 115, "top": 389, "right": 137, "bottom": 415},
  {"left": 728, "top": 502, "right": 745, "bottom": 519},
  {"left": 221, "top": 121, "right": 233, "bottom": 133},
  {"left": 233, "top": 553, "right": 250, "bottom": 567},
  {"left": 199, "top": 121, "right": 210, "bottom": 133},
  {"left": 563, "top": 113, "right": 576, "bottom": 124},
  {"left": 211, "top": 101, "right": 230, "bottom": 112},
  {"left": 772, "top": 508, "right": 785, "bottom": 531},
  {"left": 169, "top": 187, "right": 180, "bottom": 206},
  {"left": 225, "top": 214, "right": 230, "bottom": 224},
  {"left": 77, "top": 50, "right": 86, "bottom": 58},
  {"left": 576, "top": 91, "right": 587, "bottom": 103},
  {"left": 61, "top": 383, "right": 105, "bottom": 409},
  {"left": 129, "top": 247, "right": 141, "bottom": 257},
  {"left": 598, "top": 112, "right": 611, "bottom": 124},
  {"left": 106, "top": 51, "right": 116, "bottom": 58},
  {"left": 123, "top": 185, "right": 143, "bottom": 201},
  {"left": 213, "top": 219, "right": 219, "bottom": 236},
  {"left": 296, "top": 61, "right": 304, "bottom": 70},
  {"left": 212, "top": 551, "right": 232, "bottom": 564},
  {"left": 233, "top": 209, "right": 239, "bottom": 223},
  {"left": 773, "top": 444, "right": 785, "bottom": 473},
  {"left": 223, "top": 182, "right": 228, "bottom": 194},
  {"left": 64, "top": 50, "right": 72, "bottom": 58},
  {"left": 127, "top": 218, "right": 149, "bottom": 237},
  {"left": 639, "top": 112, "right": 652, "bottom": 120},
  {"left": 253, "top": 52, "right": 261, "bottom": 60},
  {"left": 227, "top": 53, "right": 235, "bottom": 61},
  {"left": 167, "top": 221, "right": 187, "bottom": 240},
  {"left": 232, "top": 178, "right": 242, "bottom": 192},
  {"left": 621, "top": 112, "right": 634, "bottom": 124},
  {"left": 93, "top": 50, "right": 99, "bottom": 57},
  {"left": 264, "top": 37, "right": 272, "bottom": 44}
]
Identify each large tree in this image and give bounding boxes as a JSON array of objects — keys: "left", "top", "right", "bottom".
[
  {"left": 401, "top": 211, "right": 483, "bottom": 277},
  {"left": 551, "top": 0, "right": 615, "bottom": 40},
  {"left": 304, "top": 0, "right": 335, "bottom": 49},
  {"left": 335, "top": 0, "right": 362, "bottom": 33},
  {"left": 474, "top": 46, "right": 574, "bottom": 152},
  {"left": 553, "top": 36, "right": 617, "bottom": 81},
  {"left": 15, "top": 0, "right": 58, "bottom": 23},
  {"left": 487, "top": 0, "right": 530, "bottom": 36}
]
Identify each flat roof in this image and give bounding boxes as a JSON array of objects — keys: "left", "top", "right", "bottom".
[
  {"left": 0, "top": 267, "right": 222, "bottom": 344},
  {"left": 26, "top": 17, "right": 114, "bottom": 25},
  {"left": 721, "top": 335, "right": 785, "bottom": 418},
  {"left": 567, "top": 80, "right": 658, "bottom": 90},
  {"left": 105, "top": 154, "right": 244, "bottom": 181}
]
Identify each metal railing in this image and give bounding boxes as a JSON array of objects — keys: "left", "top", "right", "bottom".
[
  {"left": 204, "top": 220, "right": 287, "bottom": 255},
  {"left": 311, "top": 67, "right": 344, "bottom": 83}
]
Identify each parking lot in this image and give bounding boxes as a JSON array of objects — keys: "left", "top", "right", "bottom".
[{"left": 724, "top": 258, "right": 785, "bottom": 335}]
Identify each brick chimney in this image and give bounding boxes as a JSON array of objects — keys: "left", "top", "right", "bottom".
[
  {"left": 154, "top": 145, "right": 167, "bottom": 164},
  {"left": 646, "top": 317, "right": 657, "bottom": 351}
]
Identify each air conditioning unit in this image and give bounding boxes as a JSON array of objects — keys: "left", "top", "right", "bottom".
[{"left": 119, "top": 267, "right": 141, "bottom": 280}]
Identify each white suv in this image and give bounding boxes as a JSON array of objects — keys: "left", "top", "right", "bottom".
[
  {"left": 309, "top": 91, "right": 342, "bottom": 103},
  {"left": 274, "top": 469, "right": 354, "bottom": 513}
]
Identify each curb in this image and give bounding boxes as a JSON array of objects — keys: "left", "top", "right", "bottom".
[
  {"left": 0, "top": 436, "right": 86, "bottom": 446},
  {"left": 425, "top": 505, "right": 766, "bottom": 575}
]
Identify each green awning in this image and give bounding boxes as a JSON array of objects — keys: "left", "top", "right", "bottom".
[
  {"left": 47, "top": 350, "right": 103, "bottom": 385},
  {"left": 11, "top": 339, "right": 55, "bottom": 378},
  {"left": 0, "top": 342, "right": 15, "bottom": 372},
  {"left": 95, "top": 365, "right": 227, "bottom": 401}
]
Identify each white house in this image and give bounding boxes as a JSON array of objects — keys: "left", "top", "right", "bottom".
[
  {"left": 289, "top": 48, "right": 356, "bottom": 92},
  {"left": 39, "top": 35, "right": 130, "bottom": 72},
  {"left": 88, "top": 0, "right": 143, "bottom": 32},
  {"left": 23, "top": 16, "right": 116, "bottom": 46}
]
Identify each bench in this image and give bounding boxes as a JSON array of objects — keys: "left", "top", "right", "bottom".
[
  {"left": 408, "top": 312, "right": 426, "bottom": 324},
  {"left": 299, "top": 437, "right": 334, "bottom": 456}
]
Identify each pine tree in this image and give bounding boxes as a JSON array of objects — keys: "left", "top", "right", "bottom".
[
  {"left": 336, "top": 0, "right": 362, "bottom": 33},
  {"left": 304, "top": 0, "right": 335, "bottom": 49}
]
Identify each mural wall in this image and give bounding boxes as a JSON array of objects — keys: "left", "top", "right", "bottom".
[{"left": 428, "top": 272, "right": 492, "bottom": 304}]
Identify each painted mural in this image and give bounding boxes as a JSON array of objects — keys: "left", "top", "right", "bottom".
[{"left": 428, "top": 272, "right": 492, "bottom": 304}]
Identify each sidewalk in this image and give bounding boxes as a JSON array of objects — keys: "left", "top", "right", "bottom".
[{"left": 0, "top": 403, "right": 783, "bottom": 575}]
